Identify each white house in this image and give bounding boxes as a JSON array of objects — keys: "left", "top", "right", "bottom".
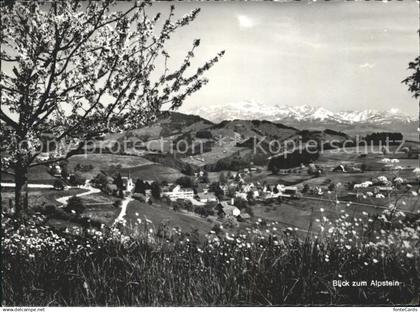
[
  {"left": 281, "top": 186, "right": 298, "bottom": 197},
  {"left": 36, "top": 152, "right": 51, "bottom": 162},
  {"left": 190, "top": 198, "right": 205, "bottom": 206},
  {"left": 263, "top": 185, "right": 299, "bottom": 199},
  {"left": 235, "top": 191, "right": 248, "bottom": 200},
  {"left": 163, "top": 185, "right": 195, "bottom": 201},
  {"left": 197, "top": 192, "right": 217, "bottom": 203},
  {"left": 217, "top": 201, "right": 240, "bottom": 217}
]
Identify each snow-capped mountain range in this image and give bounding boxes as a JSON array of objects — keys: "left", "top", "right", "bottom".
[{"left": 187, "top": 101, "right": 416, "bottom": 125}]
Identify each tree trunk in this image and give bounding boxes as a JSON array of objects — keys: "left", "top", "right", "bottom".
[{"left": 14, "top": 165, "right": 28, "bottom": 215}]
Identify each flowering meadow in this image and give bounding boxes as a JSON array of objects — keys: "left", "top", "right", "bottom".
[{"left": 2, "top": 199, "right": 419, "bottom": 306}]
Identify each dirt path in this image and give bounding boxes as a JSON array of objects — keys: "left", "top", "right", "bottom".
[
  {"left": 56, "top": 186, "right": 101, "bottom": 207},
  {"left": 113, "top": 196, "right": 134, "bottom": 224}
]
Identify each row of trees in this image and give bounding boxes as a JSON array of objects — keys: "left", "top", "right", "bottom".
[
  {"left": 364, "top": 132, "right": 404, "bottom": 145},
  {"left": 268, "top": 150, "right": 320, "bottom": 174},
  {"left": 133, "top": 178, "right": 161, "bottom": 199},
  {"left": 92, "top": 172, "right": 161, "bottom": 200}
]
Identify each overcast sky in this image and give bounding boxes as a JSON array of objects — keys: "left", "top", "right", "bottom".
[{"left": 147, "top": 0, "right": 419, "bottom": 116}]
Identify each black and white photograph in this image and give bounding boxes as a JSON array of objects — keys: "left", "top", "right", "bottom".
[{"left": 1, "top": 0, "right": 419, "bottom": 308}]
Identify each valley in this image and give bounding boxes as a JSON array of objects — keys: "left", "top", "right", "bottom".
[{"left": 2, "top": 111, "right": 418, "bottom": 239}]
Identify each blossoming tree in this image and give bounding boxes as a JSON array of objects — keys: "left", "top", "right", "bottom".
[
  {"left": 0, "top": 1, "right": 224, "bottom": 213},
  {"left": 402, "top": 48, "right": 420, "bottom": 146}
]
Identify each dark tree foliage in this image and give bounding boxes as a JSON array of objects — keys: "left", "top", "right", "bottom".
[
  {"left": 209, "top": 182, "right": 224, "bottom": 200},
  {"left": 268, "top": 149, "right": 319, "bottom": 172},
  {"left": 69, "top": 172, "right": 86, "bottom": 186},
  {"left": 194, "top": 204, "right": 215, "bottom": 217},
  {"left": 151, "top": 182, "right": 161, "bottom": 199},
  {"left": 195, "top": 130, "right": 213, "bottom": 139},
  {"left": 219, "top": 172, "right": 227, "bottom": 184},
  {"left": 364, "top": 132, "right": 403, "bottom": 145},
  {"left": 65, "top": 196, "right": 85, "bottom": 214},
  {"left": 91, "top": 173, "right": 109, "bottom": 189},
  {"left": 114, "top": 173, "right": 124, "bottom": 191},
  {"left": 402, "top": 55, "right": 420, "bottom": 99},
  {"left": 215, "top": 157, "right": 249, "bottom": 171},
  {"left": 176, "top": 176, "right": 194, "bottom": 188},
  {"left": 134, "top": 179, "right": 146, "bottom": 195},
  {"left": 59, "top": 161, "right": 69, "bottom": 180},
  {"left": 53, "top": 179, "right": 65, "bottom": 190},
  {"left": 0, "top": 1, "right": 224, "bottom": 214},
  {"left": 402, "top": 51, "right": 420, "bottom": 142}
]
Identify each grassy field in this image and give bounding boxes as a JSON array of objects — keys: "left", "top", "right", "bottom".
[
  {"left": 68, "top": 153, "right": 154, "bottom": 168},
  {"left": 1, "top": 188, "right": 88, "bottom": 209},
  {"left": 118, "top": 164, "right": 185, "bottom": 183},
  {"left": 2, "top": 146, "right": 419, "bottom": 306},
  {"left": 182, "top": 141, "right": 247, "bottom": 167},
  {"left": 81, "top": 204, "right": 119, "bottom": 226},
  {"left": 1, "top": 187, "right": 120, "bottom": 228},
  {"left": 2, "top": 209, "right": 418, "bottom": 306},
  {"left": 250, "top": 196, "right": 395, "bottom": 235},
  {"left": 209, "top": 167, "right": 315, "bottom": 186},
  {"left": 292, "top": 170, "right": 412, "bottom": 188},
  {"left": 251, "top": 170, "right": 313, "bottom": 186},
  {"left": 1, "top": 165, "right": 56, "bottom": 184},
  {"left": 317, "top": 146, "right": 418, "bottom": 171},
  {"left": 125, "top": 199, "right": 214, "bottom": 236},
  {"left": 79, "top": 192, "right": 119, "bottom": 226},
  {"left": 67, "top": 154, "right": 154, "bottom": 179}
]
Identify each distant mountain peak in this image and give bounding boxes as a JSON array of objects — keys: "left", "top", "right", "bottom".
[{"left": 187, "top": 102, "right": 416, "bottom": 125}]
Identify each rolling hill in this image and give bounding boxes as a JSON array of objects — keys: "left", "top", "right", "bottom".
[{"left": 95, "top": 111, "right": 214, "bottom": 154}]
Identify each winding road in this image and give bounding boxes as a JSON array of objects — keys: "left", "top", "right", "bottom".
[
  {"left": 55, "top": 186, "right": 101, "bottom": 207},
  {"left": 55, "top": 184, "right": 133, "bottom": 225},
  {"left": 3, "top": 181, "right": 135, "bottom": 225}
]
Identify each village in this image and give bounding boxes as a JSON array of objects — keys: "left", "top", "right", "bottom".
[
  {"left": 71, "top": 166, "right": 305, "bottom": 226},
  {"left": 3, "top": 147, "right": 413, "bottom": 237}
]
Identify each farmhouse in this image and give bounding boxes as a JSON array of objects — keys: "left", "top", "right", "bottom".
[
  {"left": 36, "top": 152, "right": 51, "bottom": 162},
  {"left": 216, "top": 201, "right": 240, "bottom": 218},
  {"left": 354, "top": 181, "right": 373, "bottom": 189},
  {"left": 197, "top": 192, "right": 217, "bottom": 203},
  {"left": 237, "top": 212, "right": 251, "bottom": 222},
  {"left": 333, "top": 164, "right": 363, "bottom": 173},
  {"left": 374, "top": 186, "right": 393, "bottom": 195},
  {"left": 282, "top": 186, "right": 299, "bottom": 197},
  {"left": 241, "top": 182, "right": 255, "bottom": 193},
  {"left": 333, "top": 165, "right": 346, "bottom": 173},
  {"left": 189, "top": 198, "right": 206, "bottom": 206},
  {"left": 235, "top": 191, "right": 248, "bottom": 200}
]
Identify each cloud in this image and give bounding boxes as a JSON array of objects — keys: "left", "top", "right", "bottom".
[
  {"left": 237, "top": 15, "right": 256, "bottom": 29},
  {"left": 359, "top": 62, "right": 375, "bottom": 69}
]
